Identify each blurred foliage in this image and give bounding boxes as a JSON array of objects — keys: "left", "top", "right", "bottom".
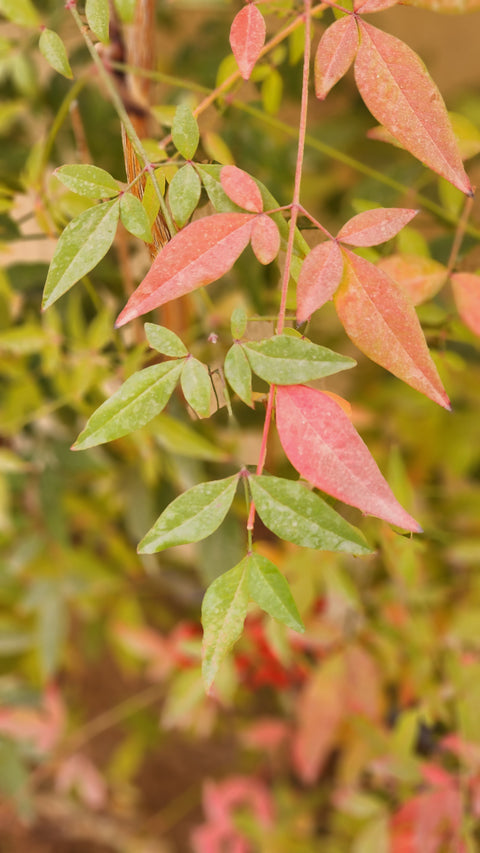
[{"left": 0, "top": 0, "right": 480, "bottom": 850}]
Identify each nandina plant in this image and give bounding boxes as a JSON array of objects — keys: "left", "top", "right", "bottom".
[{"left": 33, "top": 0, "right": 479, "bottom": 693}]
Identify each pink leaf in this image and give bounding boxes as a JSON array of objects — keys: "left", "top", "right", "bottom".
[
  {"left": 377, "top": 254, "right": 447, "bottom": 305},
  {"left": 336, "top": 207, "right": 417, "bottom": 247},
  {"left": 0, "top": 684, "right": 65, "bottom": 753},
  {"left": 116, "top": 213, "right": 255, "bottom": 327},
  {"left": 276, "top": 384, "right": 422, "bottom": 530},
  {"left": 220, "top": 165, "right": 263, "bottom": 212},
  {"left": 250, "top": 214, "right": 280, "bottom": 264},
  {"left": 296, "top": 240, "right": 344, "bottom": 323},
  {"left": 314, "top": 17, "right": 359, "bottom": 100},
  {"left": 355, "top": 0, "right": 399, "bottom": 11},
  {"left": 334, "top": 250, "right": 451, "bottom": 409},
  {"left": 354, "top": 22, "right": 472, "bottom": 195},
  {"left": 229, "top": 4, "right": 266, "bottom": 81},
  {"left": 451, "top": 272, "right": 480, "bottom": 336}
]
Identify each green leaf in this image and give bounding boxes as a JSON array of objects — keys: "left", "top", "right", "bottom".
[
  {"left": 168, "top": 163, "right": 201, "bottom": 227},
  {"left": 145, "top": 322, "right": 188, "bottom": 357},
  {"left": 0, "top": 0, "right": 39, "bottom": 26},
  {"left": 138, "top": 474, "right": 239, "bottom": 553},
  {"left": 120, "top": 193, "right": 153, "bottom": 241},
  {"left": 172, "top": 103, "right": 199, "bottom": 160},
  {"left": 85, "top": 0, "right": 110, "bottom": 44},
  {"left": 39, "top": 29, "right": 73, "bottom": 80},
  {"left": 224, "top": 343, "right": 253, "bottom": 406},
  {"left": 247, "top": 553, "right": 304, "bottom": 632},
  {"left": 244, "top": 335, "right": 356, "bottom": 384},
  {"left": 55, "top": 165, "right": 119, "bottom": 199},
  {"left": 249, "top": 474, "right": 373, "bottom": 554},
  {"left": 42, "top": 200, "right": 120, "bottom": 309},
  {"left": 201, "top": 557, "right": 249, "bottom": 691},
  {"left": 262, "top": 67, "right": 283, "bottom": 115},
  {"left": 73, "top": 361, "right": 183, "bottom": 450},
  {"left": 113, "top": 0, "right": 136, "bottom": 23},
  {"left": 231, "top": 305, "right": 247, "bottom": 339},
  {"left": 181, "top": 357, "right": 212, "bottom": 418}
]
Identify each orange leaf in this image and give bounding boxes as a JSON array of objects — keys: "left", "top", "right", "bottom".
[
  {"left": 377, "top": 254, "right": 447, "bottom": 305},
  {"left": 229, "top": 4, "right": 266, "bottom": 81},
  {"left": 276, "top": 384, "right": 422, "bottom": 530},
  {"left": 296, "top": 240, "right": 344, "bottom": 323},
  {"left": 335, "top": 250, "right": 451, "bottom": 409},
  {"left": 451, "top": 272, "right": 480, "bottom": 336},
  {"left": 250, "top": 214, "right": 281, "bottom": 264},
  {"left": 116, "top": 213, "right": 255, "bottom": 327},
  {"left": 355, "top": 22, "right": 472, "bottom": 195},
  {"left": 314, "top": 17, "right": 359, "bottom": 100}
]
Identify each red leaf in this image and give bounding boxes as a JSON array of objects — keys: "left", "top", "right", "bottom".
[
  {"left": 334, "top": 250, "right": 451, "bottom": 409},
  {"left": 336, "top": 207, "right": 417, "bottom": 247},
  {"left": 116, "top": 213, "right": 255, "bottom": 327},
  {"left": 276, "top": 384, "right": 422, "bottom": 530},
  {"left": 229, "top": 4, "right": 266, "bottom": 81},
  {"left": 377, "top": 254, "right": 447, "bottom": 305},
  {"left": 220, "top": 165, "right": 263, "bottom": 212},
  {"left": 296, "top": 240, "right": 344, "bottom": 323},
  {"left": 354, "top": 22, "right": 472, "bottom": 195},
  {"left": 314, "top": 17, "right": 359, "bottom": 100},
  {"left": 250, "top": 214, "right": 280, "bottom": 264},
  {"left": 451, "top": 272, "right": 480, "bottom": 336}
]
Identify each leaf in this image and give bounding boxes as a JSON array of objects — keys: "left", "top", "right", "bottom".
[
  {"left": 72, "top": 361, "right": 183, "bottom": 450},
  {"left": 115, "top": 213, "right": 255, "bottom": 327},
  {"left": 337, "top": 208, "right": 417, "bottom": 247},
  {"left": 181, "top": 357, "right": 212, "bottom": 417},
  {"left": 144, "top": 323, "right": 188, "bottom": 357},
  {"left": 276, "top": 384, "right": 422, "bottom": 531},
  {"left": 43, "top": 200, "right": 120, "bottom": 310},
  {"left": 314, "top": 17, "right": 359, "bottom": 100},
  {"left": 249, "top": 474, "right": 372, "bottom": 554},
  {"left": 247, "top": 553, "right": 304, "bottom": 632},
  {"left": 153, "top": 414, "right": 227, "bottom": 461},
  {"left": 168, "top": 163, "right": 202, "bottom": 227},
  {"left": 229, "top": 4, "right": 266, "bottom": 81},
  {"left": 377, "top": 254, "right": 447, "bottom": 305},
  {"left": 262, "top": 67, "right": 283, "bottom": 115},
  {"left": 138, "top": 474, "right": 239, "bottom": 554},
  {"left": 39, "top": 29, "right": 73, "bottom": 80},
  {"left": 54, "top": 165, "right": 119, "bottom": 199},
  {"left": 113, "top": 0, "right": 136, "bottom": 23},
  {"left": 0, "top": 0, "right": 39, "bottom": 26},
  {"left": 451, "top": 272, "right": 480, "bottom": 337},
  {"left": 119, "top": 193, "right": 152, "bottom": 241},
  {"left": 230, "top": 306, "right": 247, "bottom": 339},
  {"left": 85, "top": 0, "right": 110, "bottom": 44},
  {"left": 243, "top": 335, "right": 355, "bottom": 385},
  {"left": 354, "top": 22, "right": 472, "bottom": 195},
  {"left": 355, "top": 0, "right": 399, "bottom": 10},
  {"left": 296, "top": 240, "right": 344, "bottom": 323},
  {"left": 220, "top": 166, "right": 263, "bottom": 213},
  {"left": 224, "top": 343, "right": 253, "bottom": 406},
  {"left": 202, "top": 558, "right": 250, "bottom": 691},
  {"left": 335, "top": 250, "right": 450, "bottom": 409},
  {"left": 251, "top": 215, "right": 281, "bottom": 265},
  {"left": 171, "top": 103, "right": 199, "bottom": 160}
]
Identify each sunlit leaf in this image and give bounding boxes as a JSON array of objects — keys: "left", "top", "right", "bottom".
[
  {"left": 172, "top": 103, "right": 199, "bottom": 160},
  {"left": 202, "top": 558, "right": 249, "bottom": 691},
  {"left": 229, "top": 4, "right": 266, "bottom": 80},
  {"left": 224, "top": 343, "right": 253, "bottom": 406},
  {"left": 168, "top": 163, "right": 201, "bottom": 227},
  {"left": 145, "top": 322, "right": 188, "bottom": 357},
  {"left": 249, "top": 474, "right": 372, "bottom": 554},
  {"left": 85, "top": 0, "right": 110, "bottom": 44},
  {"left": 377, "top": 254, "right": 447, "bottom": 305},
  {"left": 138, "top": 474, "right": 239, "bottom": 553},
  {"left": 72, "top": 361, "right": 183, "bottom": 450},
  {"left": 120, "top": 193, "right": 153, "bottom": 241},
  {"left": 337, "top": 207, "right": 417, "bottom": 247},
  {"left": 296, "top": 240, "right": 344, "bottom": 322},
  {"left": 243, "top": 335, "right": 355, "bottom": 385},
  {"left": 43, "top": 200, "right": 120, "bottom": 310},
  {"left": 39, "top": 29, "right": 73, "bottom": 79},
  {"left": 220, "top": 165, "right": 263, "bottom": 213},
  {"left": 55, "top": 165, "right": 119, "bottom": 199},
  {"left": 276, "top": 384, "right": 422, "bottom": 531},
  {"left": 115, "top": 213, "right": 255, "bottom": 327},
  {"left": 314, "top": 17, "right": 359, "bottom": 100},
  {"left": 335, "top": 250, "right": 450, "bottom": 409},
  {"left": 451, "top": 272, "right": 480, "bottom": 337},
  {"left": 247, "top": 553, "right": 304, "bottom": 632},
  {"left": 251, "top": 215, "right": 280, "bottom": 265},
  {"left": 355, "top": 22, "right": 472, "bottom": 195},
  {"left": 181, "top": 357, "right": 212, "bottom": 417}
]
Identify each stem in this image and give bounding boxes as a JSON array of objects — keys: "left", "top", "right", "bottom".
[
  {"left": 446, "top": 194, "right": 475, "bottom": 276},
  {"left": 247, "top": 0, "right": 312, "bottom": 535},
  {"left": 68, "top": 2, "right": 176, "bottom": 236}
]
